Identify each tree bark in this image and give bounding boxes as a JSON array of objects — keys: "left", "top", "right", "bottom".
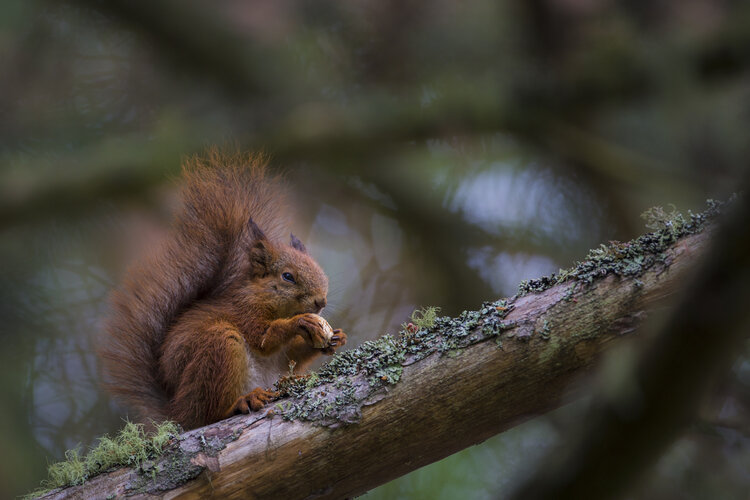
[
  {"left": 509, "top": 190, "right": 750, "bottom": 500},
  {"left": 41, "top": 225, "right": 714, "bottom": 500}
]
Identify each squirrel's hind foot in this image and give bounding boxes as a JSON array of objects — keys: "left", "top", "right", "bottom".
[{"left": 229, "top": 387, "right": 279, "bottom": 415}]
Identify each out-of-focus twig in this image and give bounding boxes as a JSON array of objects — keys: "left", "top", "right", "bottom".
[
  {"left": 0, "top": 89, "right": 683, "bottom": 227},
  {"left": 9, "top": 1, "right": 750, "bottom": 228},
  {"left": 65, "top": 0, "right": 278, "bottom": 97}
]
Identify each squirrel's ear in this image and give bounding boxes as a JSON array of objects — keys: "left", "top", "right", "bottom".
[
  {"left": 247, "top": 217, "right": 267, "bottom": 242},
  {"left": 290, "top": 233, "right": 307, "bottom": 254},
  {"left": 249, "top": 240, "right": 272, "bottom": 276},
  {"left": 248, "top": 218, "right": 272, "bottom": 276}
]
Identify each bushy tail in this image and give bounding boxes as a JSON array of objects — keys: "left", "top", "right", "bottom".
[{"left": 99, "top": 149, "right": 287, "bottom": 423}]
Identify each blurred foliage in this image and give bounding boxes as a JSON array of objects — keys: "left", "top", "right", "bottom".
[{"left": 1, "top": 0, "right": 749, "bottom": 498}]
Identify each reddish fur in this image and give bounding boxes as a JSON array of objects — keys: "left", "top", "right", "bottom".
[
  {"left": 229, "top": 388, "right": 279, "bottom": 416},
  {"left": 99, "top": 149, "right": 346, "bottom": 429}
]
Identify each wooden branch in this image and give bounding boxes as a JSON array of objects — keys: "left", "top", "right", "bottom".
[
  {"left": 509, "top": 191, "right": 750, "bottom": 499},
  {"left": 37, "top": 215, "right": 718, "bottom": 499}
]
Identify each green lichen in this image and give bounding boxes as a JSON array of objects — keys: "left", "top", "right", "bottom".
[
  {"left": 273, "top": 300, "right": 516, "bottom": 425},
  {"left": 518, "top": 199, "right": 726, "bottom": 296},
  {"left": 305, "top": 372, "right": 320, "bottom": 389},
  {"left": 539, "top": 320, "right": 552, "bottom": 340},
  {"left": 271, "top": 200, "right": 726, "bottom": 427},
  {"left": 128, "top": 448, "right": 199, "bottom": 495},
  {"left": 27, "top": 200, "right": 726, "bottom": 496},
  {"left": 274, "top": 333, "right": 409, "bottom": 423},
  {"left": 539, "top": 334, "right": 562, "bottom": 364},
  {"left": 24, "top": 421, "right": 180, "bottom": 499}
]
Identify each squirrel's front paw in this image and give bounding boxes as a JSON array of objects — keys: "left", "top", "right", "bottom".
[
  {"left": 321, "top": 329, "right": 347, "bottom": 355},
  {"left": 297, "top": 313, "right": 334, "bottom": 348},
  {"left": 230, "top": 387, "right": 279, "bottom": 414}
]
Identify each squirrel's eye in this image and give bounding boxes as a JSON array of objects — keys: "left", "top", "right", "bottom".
[{"left": 282, "top": 272, "right": 296, "bottom": 284}]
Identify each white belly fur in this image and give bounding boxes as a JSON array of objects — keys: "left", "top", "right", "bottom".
[{"left": 243, "top": 345, "right": 287, "bottom": 392}]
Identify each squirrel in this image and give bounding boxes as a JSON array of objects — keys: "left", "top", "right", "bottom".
[{"left": 98, "top": 149, "right": 346, "bottom": 430}]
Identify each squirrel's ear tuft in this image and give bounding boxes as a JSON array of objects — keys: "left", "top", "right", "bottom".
[
  {"left": 248, "top": 218, "right": 272, "bottom": 276},
  {"left": 290, "top": 233, "right": 307, "bottom": 253},
  {"left": 247, "top": 217, "right": 267, "bottom": 242}
]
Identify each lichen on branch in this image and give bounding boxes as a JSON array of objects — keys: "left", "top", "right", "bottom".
[
  {"left": 518, "top": 198, "right": 727, "bottom": 296},
  {"left": 25, "top": 421, "right": 180, "bottom": 499},
  {"left": 272, "top": 199, "right": 728, "bottom": 426},
  {"left": 28, "top": 199, "right": 728, "bottom": 499}
]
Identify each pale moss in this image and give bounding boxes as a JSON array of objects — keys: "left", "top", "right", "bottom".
[
  {"left": 518, "top": 199, "right": 725, "bottom": 296},
  {"left": 641, "top": 204, "right": 683, "bottom": 232},
  {"left": 26, "top": 201, "right": 727, "bottom": 497},
  {"left": 24, "top": 421, "right": 180, "bottom": 499},
  {"left": 150, "top": 421, "right": 180, "bottom": 454},
  {"left": 402, "top": 306, "right": 441, "bottom": 332},
  {"left": 47, "top": 449, "right": 86, "bottom": 490}
]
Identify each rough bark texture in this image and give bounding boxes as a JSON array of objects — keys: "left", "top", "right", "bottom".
[
  {"left": 40, "top": 227, "right": 713, "bottom": 500},
  {"left": 510, "top": 190, "right": 750, "bottom": 500}
]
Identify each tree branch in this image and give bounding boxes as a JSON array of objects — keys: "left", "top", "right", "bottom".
[
  {"left": 37, "top": 206, "right": 721, "bottom": 499},
  {"left": 509, "top": 190, "right": 750, "bottom": 499}
]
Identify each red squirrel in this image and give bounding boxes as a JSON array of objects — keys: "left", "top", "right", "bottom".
[{"left": 99, "top": 149, "right": 346, "bottom": 430}]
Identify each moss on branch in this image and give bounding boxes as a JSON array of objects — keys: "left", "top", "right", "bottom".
[
  {"left": 28, "top": 199, "right": 728, "bottom": 499},
  {"left": 25, "top": 421, "right": 181, "bottom": 499},
  {"left": 273, "top": 199, "right": 727, "bottom": 426},
  {"left": 517, "top": 198, "right": 728, "bottom": 296}
]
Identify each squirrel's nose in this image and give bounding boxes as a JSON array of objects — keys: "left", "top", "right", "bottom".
[{"left": 314, "top": 297, "right": 327, "bottom": 312}]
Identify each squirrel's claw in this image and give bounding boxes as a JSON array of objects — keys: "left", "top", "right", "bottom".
[
  {"left": 230, "top": 387, "right": 279, "bottom": 415},
  {"left": 321, "top": 330, "right": 347, "bottom": 355}
]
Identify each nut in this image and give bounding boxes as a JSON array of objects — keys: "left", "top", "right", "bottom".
[{"left": 308, "top": 314, "right": 334, "bottom": 348}]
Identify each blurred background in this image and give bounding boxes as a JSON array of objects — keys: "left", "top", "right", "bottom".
[{"left": 1, "top": 0, "right": 749, "bottom": 498}]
